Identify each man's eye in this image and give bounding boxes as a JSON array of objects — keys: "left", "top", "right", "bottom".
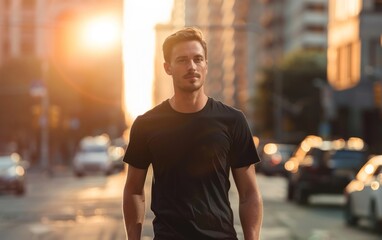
[
  {"left": 177, "top": 59, "right": 187, "bottom": 63},
  {"left": 194, "top": 57, "right": 204, "bottom": 63}
]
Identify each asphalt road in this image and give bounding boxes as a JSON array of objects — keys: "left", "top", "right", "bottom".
[{"left": 0, "top": 166, "right": 381, "bottom": 240}]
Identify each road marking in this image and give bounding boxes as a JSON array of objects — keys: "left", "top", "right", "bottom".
[
  {"left": 261, "top": 227, "right": 291, "bottom": 239},
  {"left": 309, "top": 229, "right": 332, "bottom": 240},
  {"left": 277, "top": 212, "right": 297, "bottom": 228},
  {"left": 29, "top": 223, "right": 52, "bottom": 235}
]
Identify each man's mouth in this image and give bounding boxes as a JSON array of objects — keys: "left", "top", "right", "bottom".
[{"left": 184, "top": 73, "right": 201, "bottom": 79}]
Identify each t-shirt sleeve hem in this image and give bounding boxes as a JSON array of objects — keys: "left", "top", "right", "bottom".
[
  {"left": 123, "top": 157, "right": 150, "bottom": 170},
  {"left": 231, "top": 158, "right": 260, "bottom": 169}
]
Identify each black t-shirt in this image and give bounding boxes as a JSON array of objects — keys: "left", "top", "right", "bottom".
[{"left": 123, "top": 98, "right": 260, "bottom": 240}]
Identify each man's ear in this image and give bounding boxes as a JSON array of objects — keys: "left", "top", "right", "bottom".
[{"left": 163, "top": 62, "right": 172, "bottom": 75}]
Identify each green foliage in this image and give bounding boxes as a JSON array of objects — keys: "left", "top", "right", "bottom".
[{"left": 253, "top": 50, "right": 327, "bottom": 141}]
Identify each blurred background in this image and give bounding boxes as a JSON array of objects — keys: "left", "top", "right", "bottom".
[
  {"left": 0, "top": 0, "right": 382, "bottom": 239},
  {"left": 2, "top": 0, "right": 381, "bottom": 169}
]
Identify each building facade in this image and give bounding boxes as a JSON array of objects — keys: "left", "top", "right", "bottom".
[{"left": 327, "top": 0, "right": 382, "bottom": 152}]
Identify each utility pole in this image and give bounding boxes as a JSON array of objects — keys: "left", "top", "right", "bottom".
[
  {"left": 40, "top": 61, "right": 50, "bottom": 175},
  {"left": 273, "top": 59, "right": 283, "bottom": 142}
]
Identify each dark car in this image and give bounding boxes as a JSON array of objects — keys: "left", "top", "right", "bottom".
[
  {"left": 0, "top": 152, "right": 28, "bottom": 196},
  {"left": 257, "top": 143, "right": 296, "bottom": 177},
  {"left": 287, "top": 139, "right": 368, "bottom": 205}
]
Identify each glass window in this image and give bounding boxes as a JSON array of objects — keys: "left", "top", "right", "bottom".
[
  {"left": 329, "top": 150, "right": 367, "bottom": 169},
  {"left": 305, "top": 3, "right": 326, "bottom": 12}
]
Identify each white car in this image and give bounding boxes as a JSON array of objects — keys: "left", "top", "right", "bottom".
[
  {"left": 344, "top": 155, "right": 382, "bottom": 232},
  {"left": 0, "top": 153, "right": 27, "bottom": 195},
  {"left": 73, "top": 135, "right": 114, "bottom": 177}
]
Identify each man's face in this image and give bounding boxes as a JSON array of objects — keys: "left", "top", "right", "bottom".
[{"left": 164, "top": 40, "right": 208, "bottom": 93}]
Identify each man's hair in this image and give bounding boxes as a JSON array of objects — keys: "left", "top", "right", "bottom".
[{"left": 162, "top": 27, "right": 207, "bottom": 63}]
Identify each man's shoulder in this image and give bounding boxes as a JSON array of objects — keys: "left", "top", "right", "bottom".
[
  {"left": 209, "top": 98, "right": 244, "bottom": 116},
  {"left": 137, "top": 100, "right": 170, "bottom": 119}
]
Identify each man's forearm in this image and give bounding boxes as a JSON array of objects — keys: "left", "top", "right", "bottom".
[
  {"left": 123, "top": 189, "right": 146, "bottom": 240},
  {"left": 239, "top": 192, "right": 263, "bottom": 240}
]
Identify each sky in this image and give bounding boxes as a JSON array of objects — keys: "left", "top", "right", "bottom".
[{"left": 123, "top": 0, "right": 174, "bottom": 123}]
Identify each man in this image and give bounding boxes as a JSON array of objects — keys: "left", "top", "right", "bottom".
[{"left": 123, "top": 27, "right": 263, "bottom": 240}]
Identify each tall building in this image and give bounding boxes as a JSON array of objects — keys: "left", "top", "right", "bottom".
[
  {"left": 327, "top": 0, "right": 382, "bottom": 152},
  {"left": 284, "top": 0, "right": 328, "bottom": 52},
  {"left": 255, "top": 0, "right": 328, "bottom": 68}
]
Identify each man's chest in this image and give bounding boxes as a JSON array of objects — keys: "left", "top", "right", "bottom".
[{"left": 146, "top": 117, "right": 232, "bottom": 175}]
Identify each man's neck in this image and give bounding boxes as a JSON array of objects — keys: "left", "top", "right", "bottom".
[{"left": 169, "top": 93, "right": 208, "bottom": 113}]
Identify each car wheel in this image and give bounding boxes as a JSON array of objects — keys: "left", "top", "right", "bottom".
[
  {"left": 287, "top": 182, "right": 294, "bottom": 201},
  {"left": 15, "top": 185, "right": 25, "bottom": 196},
  {"left": 75, "top": 171, "right": 84, "bottom": 177},
  {"left": 294, "top": 185, "right": 309, "bottom": 205},
  {"left": 370, "top": 201, "right": 382, "bottom": 233},
  {"left": 344, "top": 197, "right": 358, "bottom": 226}
]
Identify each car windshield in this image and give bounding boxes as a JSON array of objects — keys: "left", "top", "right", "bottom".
[
  {"left": 0, "top": 156, "right": 15, "bottom": 167},
  {"left": 81, "top": 146, "right": 107, "bottom": 153},
  {"left": 328, "top": 150, "right": 367, "bottom": 168}
]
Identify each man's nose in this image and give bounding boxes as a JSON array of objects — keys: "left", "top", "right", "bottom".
[{"left": 186, "top": 59, "right": 197, "bottom": 70}]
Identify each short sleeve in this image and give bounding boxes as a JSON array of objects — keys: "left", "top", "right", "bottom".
[
  {"left": 123, "top": 116, "right": 151, "bottom": 169},
  {"left": 230, "top": 111, "right": 261, "bottom": 168}
]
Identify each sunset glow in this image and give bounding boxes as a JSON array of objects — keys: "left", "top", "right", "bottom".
[
  {"left": 123, "top": 0, "right": 174, "bottom": 124},
  {"left": 80, "top": 15, "right": 121, "bottom": 51}
]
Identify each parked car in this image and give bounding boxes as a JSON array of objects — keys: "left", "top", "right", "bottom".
[
  {"left": 73, "top": 134, "right": 114, "bottom": 177},
  {"left": 257, "top": 143, "right": 296, "bottom": 177},
  {"left": 344, "top": 155, "right": 382, "bottom": 232},
  {"left": 0, "top": 152, "right": 28, "bottom": 195},
  {"left": 286, "top": 137, "right": 368, "bottom": 204},
  {"left": 109, "top": 145, "right": 125, "bottom": 171},
  {"left": 284, "top": 135, "right": 324, "bottom": 175}
]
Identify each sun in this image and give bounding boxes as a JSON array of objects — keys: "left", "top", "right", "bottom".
[
  {"left": 79, "top": 15, "right": 122, "bottom": 52},
  {"left": 123, "top": 0, "right": 174, "bottom": 124}
]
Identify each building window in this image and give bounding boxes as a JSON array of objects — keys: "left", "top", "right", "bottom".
[
  {"left": 328, "top": 40, "right": 360, "bottom": 90},
  {"left": 3, "top": 0, "right": 11, "bottom": 10},
  {"left": 305, "top": 3, "right": 326, "bottom": 12},
  {"left": 369, "top": 38, "right": 382, "bottom": 72},
  {"left": 305, "top": 25, "right": 326, "bottom": 33},
  {"left": 21, "top": 28, "right": 35, "bottom": 55},
  {"left": 21, "top": 0, "right": 36, "bottom": 9},
  {"left": 2, "top": 40, "right": 11, "bottom": 59},
  {"left": 333, "top": 0, "right": 362, "bottom": 20}
]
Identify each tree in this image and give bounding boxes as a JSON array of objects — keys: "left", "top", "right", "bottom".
[{"left": 253, "top": 50, "right": 327, "bottom": 142}]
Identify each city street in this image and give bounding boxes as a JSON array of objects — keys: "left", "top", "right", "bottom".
[{"left": 0, "top": 166, "right": 381, "bottom": 240}]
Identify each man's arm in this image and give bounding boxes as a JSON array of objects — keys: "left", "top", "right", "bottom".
[
  {"left": 232, "top": 164, "right": 263, "bottom": 240},
  {"left": 123, "top": 165, "right": 148, "bottom": 240}
]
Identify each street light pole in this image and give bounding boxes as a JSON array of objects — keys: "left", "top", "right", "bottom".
[
  {"left": 273, "top": 63, "right": 283, "bottom": 142},
  {"left": 40, "top": 61, "right": 50, "bottom": 175}
]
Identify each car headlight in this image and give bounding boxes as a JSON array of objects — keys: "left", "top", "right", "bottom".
[{"left": 6, "top": 166, "right": 25, "bottom": 177}]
